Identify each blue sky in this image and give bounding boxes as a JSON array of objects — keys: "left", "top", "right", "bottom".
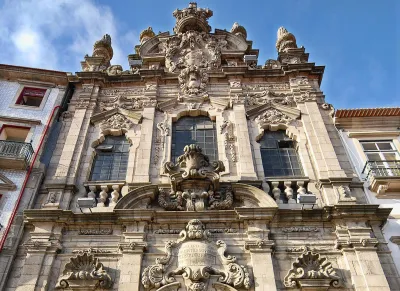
[{"left": 0, "top": 0, "right": 398, "bottom": 109}]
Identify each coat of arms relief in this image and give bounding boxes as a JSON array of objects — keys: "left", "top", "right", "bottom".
[
  {"left": 160, "top": 30, "right": 227, "bottom": 101},
  {"left": 142, "top": 219, "right": 252, "bottom": 291}
]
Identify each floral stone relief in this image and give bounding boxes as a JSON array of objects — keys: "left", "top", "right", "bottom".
[{"left": 142, "top": 219, "right": 252, "bottom": 291}]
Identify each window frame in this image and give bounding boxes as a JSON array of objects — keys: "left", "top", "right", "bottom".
[
  {"left": 0, "top": 125, "right": 32, "bottom": 143},
  {"left": 171, "top": 115, "right": 218, "bottom": 163},
  {"left": 360, "top": 140, "right": 400, "bottom": 176},
  {"left": 10, "top": 83, "right": 51, "bottom": 111},
  {"left": 89, "top": 135, "right": 130, "bottom": 182},
  {"left": 258, "top": 130, "right": 304, "bottom": 178}
]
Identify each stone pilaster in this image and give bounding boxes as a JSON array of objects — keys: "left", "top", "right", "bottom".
[
  {"left": 336, "top": 223, "right": 391, "bottom": 291},
  {"left": 245, "top": 220, "right": 277, "bottom": 291},
  {"left": 47, "top": 84, "right": 98, "bottom": 209},
  {"left": 118, "top": 222, "right": 147, "bottom": 291},
  {"left": 232, "top": 104, "right": 257, "bottom": 180}
]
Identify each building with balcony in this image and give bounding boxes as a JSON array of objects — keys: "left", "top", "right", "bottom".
[
  {"left": 0, "top": 65, "right": 70, "bottom": 289},
  {"left": 334, "top": 107, "right": 400, "bottom": 274},
  {"left": 2, "top": 3, "right": 400, "bottom": 291}
]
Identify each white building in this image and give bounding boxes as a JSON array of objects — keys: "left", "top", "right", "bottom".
[
  {"left": 0, "top": 64, "right": 69, "bottom": 289},
  {"left": 334, "top": 107, "right": 400, "bottom": 273}
]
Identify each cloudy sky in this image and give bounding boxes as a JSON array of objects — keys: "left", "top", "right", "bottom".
[{"left": 0, "top": 0, "right": 398, "bottom": 108}]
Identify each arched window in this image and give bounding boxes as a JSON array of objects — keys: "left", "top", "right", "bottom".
[
  {"left": 259, "top": 130, "right": 303, "bottom": 177},
  {"left": 90, "top": 135, "right": 130, "bottom": 181},
  {"left": 171, "top": 116, "right": 218, "bottom": 162}
]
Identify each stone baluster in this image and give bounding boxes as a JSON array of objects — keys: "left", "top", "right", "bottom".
[
  {"left": 297, "top": 181, "right": 307, "bottom": 196},
  {"left": 88, "top": 186, "right": 97, "bottom": 200},
  {"left": 110, "top": 185, "right": 120, "bottom": 205},
  {"left": 271, "top": 182, "right": 282, "bottom": 204},
  {"left": 284, "top": 181, "right": 295, "bottom": 204},
  {"left": 98, "top": 185, "right": 109, "bottom": 207}
]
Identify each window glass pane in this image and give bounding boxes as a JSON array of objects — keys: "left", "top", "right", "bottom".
[
  {"left": 259, "top": 130, "right": 303, "bottom": 177},
  {"left": 376, "top": 142, "right": 393, "bottom": 151},
  {"left": 383, "top": 153, "right": 397, "bottom": 161},
  {"left": 90, "top": 135, "right": 130, "bottom": 181},
  {"left": 172, "top": 116, "right": 218, "bottom": 162},
  {"left": 361, "top": 143, "right": 378, "bottom": 151},
  {"left": 366, "top": 153, "right": 382, "bottom": 161}
]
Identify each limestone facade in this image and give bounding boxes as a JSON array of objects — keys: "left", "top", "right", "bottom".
[{"left": 3, "top": 3, "right": 400, "bottom": 291}]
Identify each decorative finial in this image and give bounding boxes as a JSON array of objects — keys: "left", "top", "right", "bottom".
[
  {"left": 172, "top": 2, "right": 213, "bottom": 34},
  {"left": 230, "top": 22, "right": 247, "bottom": 39},
  {"left": 92, "top": 34, "right": 113, "bottom": 63},
  {"left": 139, "top": 27, "right": 155, "bottom": 44},
  {"left": 276, "top": 26, "right": 297, "bottom": 53}
]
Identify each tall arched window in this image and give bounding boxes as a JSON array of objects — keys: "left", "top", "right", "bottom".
[
  {"left": 259, "top": 130, "right": 303, "bottom": 177},
  {"left": 172, "top": 116, "right": 218, "bottom": 162},
  {"left": 90, "top": 135, "right": 130, "bottom": 181}
]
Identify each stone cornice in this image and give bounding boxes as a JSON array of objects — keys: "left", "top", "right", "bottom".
[
  {"left": 0, "top": 64, "right": 68, "bottom": 85},
  {"left": 0, "top": 115, "right": 42, "bottom": 125}
]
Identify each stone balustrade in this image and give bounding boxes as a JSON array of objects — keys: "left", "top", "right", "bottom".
[
  {"left": 266, "top": 178, "right": 315, "bottom": 205},
  {"left": 84, "top": 182, "right": 124, "bottom": 207}
]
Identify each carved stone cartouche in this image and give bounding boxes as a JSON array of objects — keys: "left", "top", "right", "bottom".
[{"left": 141, "top": 219, "right": 252, "bottom": 291}]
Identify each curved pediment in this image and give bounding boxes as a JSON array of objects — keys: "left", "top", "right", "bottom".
[
  {"left": 114, "top": 185, "right": 158, "bottom": 210},
  {"left": 232, "top": 183, "right": 278, "bottom": 208}
]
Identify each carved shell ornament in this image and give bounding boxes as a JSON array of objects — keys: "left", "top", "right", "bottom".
[
  {"left": 142, "top": 219, "right": 252, "bottom": 291},
  {"left": 284, "top": 250, "right": 341, "bottom": 288},
  {"left": 56, "top": 253, "right": 112, "bottom": 289}
]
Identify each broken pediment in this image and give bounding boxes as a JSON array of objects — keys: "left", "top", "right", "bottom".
[
  {"left": 91, "top": 108, "right": 142, "bottom": 127},
  {"left": 141, "top": 219, "right": 252, "bottom": 291},
  {"left": 247, "top": 103, "right": 300, "bottom": 130}
]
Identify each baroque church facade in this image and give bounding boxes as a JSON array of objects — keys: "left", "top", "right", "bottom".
[{"left": 2, "top": 2, "right": 400, "bottom": 291}]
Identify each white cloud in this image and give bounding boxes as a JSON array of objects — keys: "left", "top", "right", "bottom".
[{"left": 0, "top": 0, "right": 136, "bottom": 72}]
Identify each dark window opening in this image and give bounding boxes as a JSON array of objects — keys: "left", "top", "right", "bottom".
[
  {"left": 16, "top": 87, "right": 46, "bottom": 107},
  {"left": 171, "top": 116, "right": 218, "bottom": 163},
  {"left": 259, "top": 130, "right": 303, "bottom": 177},
  {"left": 90, "top": 135, "right": 130, "bottom": 181}
]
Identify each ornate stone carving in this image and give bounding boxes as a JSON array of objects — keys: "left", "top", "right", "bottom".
[
  {"left": 78, "top": 229, "right": 113, "bottom": 235},
  {"left": 56, "top": 253, "right": 112, "bottom": 289},
  {"left": 263, "top": 59, "right": 281, "bottom": 69},
  {"left": 276, "top": 27, "right": 297, "bottom": 53},
  {"left": 159, "top": 144, "right": 233, "bottom": 211},
  {"left": 220, "top": 119, "right": 237, "bottom": 162},
  {"left": 284, "top": 250, "right": 341, "bottom": 289},
  {"left": 230, "top": 22, "right": 247, "bottom": 39},
  {"left": 245, "top": 90, "right": 288, "bottom": 106},
  {"left": 337, "top": 185, "right": 356, "bottom": 203},
  {"left": 106, "top": 65, "right": 123, "bottom": 76},
  {"left": 178, "top": 65, "right": 209, "bottom": 97},
  {"left": 172, "top": 2, "right": 213, "bottom": 34},
  {"left": 255, "top": 108, "right": 292, "bottom": 128},
  {"left": 282, "top": 226, "right": 319, "bottom": 233},
  {"left": 81, "top": 34, "right": 113, "bottom": 72},
  {"left": 140, "top": 26, "right": 155, "bottom": 44},
  {"left": 72, "top": 248, "right": 112, "bottom": 254},
  {"left": 100, "top": 113, "right": 133, "bottom": 134},
  {"left": 157, "top": 122, "right": 170, "bottom": 137},
  {"left": 141, "top": 220, "right": 252, "bottom": 291}
]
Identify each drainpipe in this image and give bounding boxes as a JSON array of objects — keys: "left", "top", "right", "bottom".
[{"left": 0, "top": 105, "right": 61, "bottom": 251}]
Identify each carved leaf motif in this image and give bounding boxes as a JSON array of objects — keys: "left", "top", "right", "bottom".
[{"left": 255, "top": 108, "right": 292, "bottom": 126}]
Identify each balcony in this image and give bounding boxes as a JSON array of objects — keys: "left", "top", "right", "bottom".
[
  {"left": 0, "top": 140, "right": 34, "bottom": 170},
  {"left": 362, "top": 160, "right": 400, "bottom": 198}
]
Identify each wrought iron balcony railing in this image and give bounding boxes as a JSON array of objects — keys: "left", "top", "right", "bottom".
[
  {"left": 0, "top": 140, "right": 34, "bottom": 170},
  {"left": 362, "top": 160, "right": 400, "bottom": 179}
]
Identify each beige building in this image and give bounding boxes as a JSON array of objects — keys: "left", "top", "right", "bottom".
[
  {"left": 334, "top": 108, "right": 400, "bottom": 275},
  {"left": 3, "top": 3, "right": 400, "bottom": 291}
]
